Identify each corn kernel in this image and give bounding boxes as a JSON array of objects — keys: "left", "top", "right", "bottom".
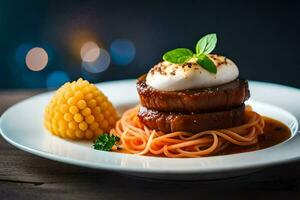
[
  {"left": 64, "top": 91, "right": 73, "bottom": 99},
  {"left": 54, "top": 112, "right": 62, "bottom": 120},
  {"left": 51, "top": 118, "right": 57, "bottom": 125},
  {"left": 85, "top": 93, "right": 93, "bottom": 101},
  {"left": 67, "top": 97, "right": 77, "bottom": 105},
  {"left": 58, "top": 127, "right": 67, "bottom": 137},
  {"left": 75, "top": 91, "right": 84, "bottom": 100},
  {"left": 74, "top": 113, "right": 83, "bottom": 122},
  {"left": 69, "top": 106, "right": 79, "bottom": 114},
  {"left": 71, "top": 84, "right": 80, "bottom": 92},
  {"left": 60, "top": 104, "right": 69, "bottom": 113},
  {"left": 95, "top": 114, "right": 104, "bottom": 122},
  {"left": 85, "top": 115, "right": 95, "bottom": 124},
  {"left": 69, "top": 121, "right": 78, "bottom": 130},
  {"left": 92, "top": 91, "right": 99, "bottom": 98},
  {"left": 83, "top": 86, "right": 91, "bottom": 94},
  {"left": 64, "top": 113, "right": 73, "bottom": 121},
  {"left": 101, "top": 102, "right": 108, "bottom": 109},
  {"left": 87, "top": 99, "right": 97, "bottom": 108},
  {"left": 90, "top": 122, "right": 99, "bottom": 130},
  {"left": 79, "top": 121, "right": 88, "bottom": 131},
  {"left": 81, "top": 107, "right": 91, "bottom": 116},
  {"left": 92, "top": 106, "right": 101, "bottom": 115},
  {"left": 104, "top": 110, "right": 111, "bottom": 118},
  {"left": 58, "top": 120, "right": 68, "bottom": 129},
  {"left": 77, "top": 100, "right": 87, "bottom": 109},
  {"left": 96, "top": 96, "right": 104, "bottom": 104},
  {"left": 57, "top": 97, "right": 65, "bottom": 105}
]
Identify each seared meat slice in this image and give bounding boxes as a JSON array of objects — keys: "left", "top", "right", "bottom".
[
  {"left": 138, "top": 105, "right": 245, "bottom": 133},
  {"left": 137, "top": 74, "right": 249, "bottom": 113}
]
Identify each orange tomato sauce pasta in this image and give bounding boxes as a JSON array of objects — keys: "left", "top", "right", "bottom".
[{"left": 110, "top": 106, "right": 265, "bottom": 158}]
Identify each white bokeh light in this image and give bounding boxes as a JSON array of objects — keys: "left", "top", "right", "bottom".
[
  {"left": 80, "top": 41, "right": 100, "bottom": 62},
  {"left": 25, "top": 47, "right": 48, "bottom": 71}
]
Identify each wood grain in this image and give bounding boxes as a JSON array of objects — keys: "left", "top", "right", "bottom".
[{"left": 1, "top": 90, "right": 300, "bottom": 199}]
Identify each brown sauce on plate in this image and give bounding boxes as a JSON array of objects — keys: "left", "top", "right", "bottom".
[{"left": 218, "top": 117, "right": 291, "bottom": 155}]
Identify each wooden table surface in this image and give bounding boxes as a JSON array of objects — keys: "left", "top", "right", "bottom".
[{"left": 1, "top": 90, "right": 300, "bottom": 200}]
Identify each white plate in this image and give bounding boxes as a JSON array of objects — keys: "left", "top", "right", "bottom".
[{"left": 0, "top": 80, "right": 299, "bottom": 180}]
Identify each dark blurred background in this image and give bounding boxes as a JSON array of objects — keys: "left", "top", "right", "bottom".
[{"left": 0, "top": 0, "right": 299, "bottom": 89}]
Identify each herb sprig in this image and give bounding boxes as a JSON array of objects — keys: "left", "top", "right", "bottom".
[
  {"left": 163, "top": 33, "right": 217, "bottom": 74},
  {"left": 93, "top": 133, "right": 120, "bottom": 151}
]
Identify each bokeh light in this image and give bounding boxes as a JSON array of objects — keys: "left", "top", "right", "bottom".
[
  {"left": 46, "top": 71, "right": 70, "bottom": 89},
  {"left": 110, "top": 39, "right": 136, "bottom": 65},
  {"left": 25, "top": 47, "right": 48, "bottom": 71},
  {"left": 82, "top": 48, "right": 110, "bottom": 74},
  {"left": 69, "top": 30, "right": 99, "bottom": 58},
  {"left": 80, "top": 41, "right": 100, "bottom": 62}
]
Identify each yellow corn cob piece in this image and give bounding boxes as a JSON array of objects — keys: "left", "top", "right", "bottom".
[{"left": 44, "top": 78, "right": 119, "bottom": 140}]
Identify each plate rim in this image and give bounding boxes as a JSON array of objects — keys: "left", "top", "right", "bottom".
[{"left": 0, "top": 80, "right": 300, "bottom": 174}]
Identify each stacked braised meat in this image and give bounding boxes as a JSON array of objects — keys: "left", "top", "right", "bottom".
[{"left": 136, "top": 74, "right": 250, "bottom": 133}]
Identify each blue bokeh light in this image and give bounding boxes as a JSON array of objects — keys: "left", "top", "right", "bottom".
[
  {"left": 110, "top": 39, "right": 136, "bottom": 65},
  {"left": 82, "top": 48, "right": 110, "bottom": 74},
  {"left": 46, "top": 71, "right": 70, "bottom": 89}
]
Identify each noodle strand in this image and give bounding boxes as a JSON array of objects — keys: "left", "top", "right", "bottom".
[{"left": 110, "top": 106, "right": 265, "bottom": 158}]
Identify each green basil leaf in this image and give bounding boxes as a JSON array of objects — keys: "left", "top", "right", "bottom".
[
  {"left": 196, "top": 54, "right": 217, "bottom": 74},
  {"left": 162, "top": 48, "right": 193, "bottom": 64},
  {"left": 195, "top": 33, "right": 217, "bottom": 55}
]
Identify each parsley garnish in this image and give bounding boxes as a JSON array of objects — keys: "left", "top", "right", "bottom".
[{"left": 93, "top": 133, "right": 120, "bottom": 151}]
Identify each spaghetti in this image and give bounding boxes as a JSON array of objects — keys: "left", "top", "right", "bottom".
[{"left": 110, "top": 106, "right": 265, "bottom": 158}]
